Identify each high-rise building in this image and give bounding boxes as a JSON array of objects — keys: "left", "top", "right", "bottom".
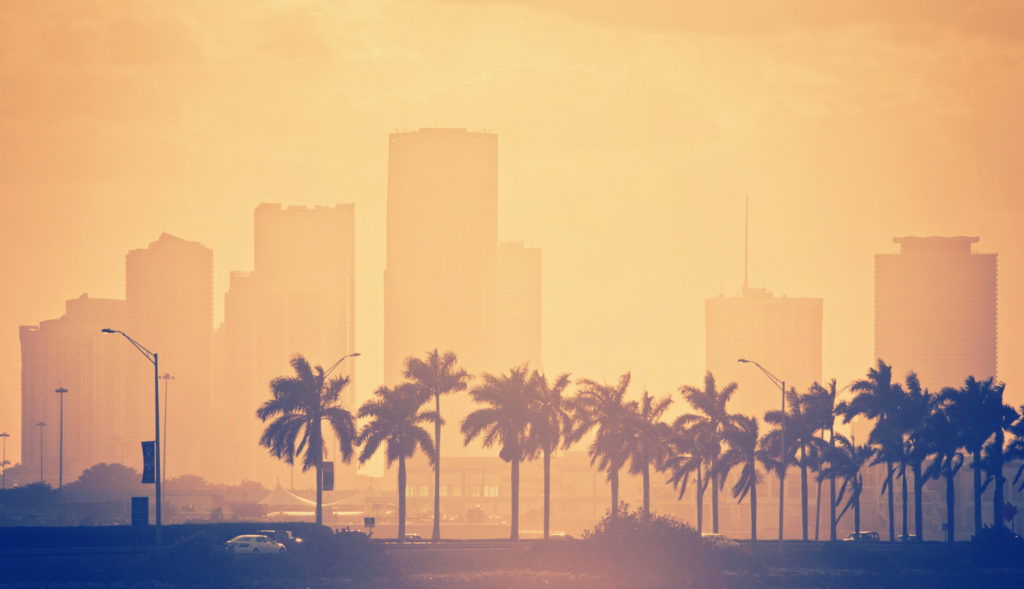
[
  {"left": 221, "top": 204, "right": 356, "bottom": 484},
  {"left": 875, "top": 236, "right": 997, "bottom": 391},
  {"left": 126, "top": 233, "right": 214, "bottom": 479},
  {"left": 20, "top": 294, "right": 133, "bottom": 482},
  {"left": 383, "top": 128, "right": 541, "bottom": 456},
  {"left": 706, "top": 288, "right": 823, "bottom": 419}
]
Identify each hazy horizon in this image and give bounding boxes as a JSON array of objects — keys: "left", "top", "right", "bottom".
[{"left": 2, "top": 1, "right": 1023, "bottom": 462}]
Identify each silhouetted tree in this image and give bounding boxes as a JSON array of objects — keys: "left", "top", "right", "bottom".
[
  {"left": 257, "top": 354, "right": 357, "bottom": 525},
  {"left": 568, "top": 373, "right": 635, "bottom": 520},
  {"left": 527, "top": 370, "right": 573, "bottom": 539},
  {"left": 764, "top": 387, "right": 824, "bottom": 541},
  {"left": 357, "top": 384, "right": 437, "bottom": 542},
  {"left": 819, "top": 434, "right": 873, "bottom": 538},
  {"left": 940, "top": 376, "right": 1008, "bottom": 534},
  {"left": 462, "top": 365, "right": 534, "bottom": 541},
  {"left": 899, "top": 373, "right": 934, "bottom": 541},
  {"left": 841, "top": 359, "right": 902, "bottom": 542},
  {"left": 625, "top": 391, "right": 672, "bottom": 516},
  {"left": 677, "top": 372, "right": 737, "bottom": 533},
  {"left": 1008, "top": 406, "right": 1024, "bottom": 493},
  {"left": 806, "top": 379, "right": 842, "bottom": 541},
  {"left": 921, "top": 404, "right": 964, "bottom": 543},
  {"left": 665, "top": 421, "right": 712, "bottom": 533},
  {"left": 714, "top": 414, "right": 762, "bottom": 542},
  {"left": 404, "top": 349, "right": 470, "bottom": 541}
]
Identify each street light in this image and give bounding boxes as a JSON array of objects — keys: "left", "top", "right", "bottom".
[
  {"left": 160, "top": 373, "right": 174, "bottom": 483},
  {"left": 738, "top": 358, "right": 786, "bottom": 554},
  {"left": 102, "top": 328, "right": 161, "bottom": 550},
  {"left": 317, "top": 352, "right": 360, "bottom": 523},
  {"left": 325, "top": 352, "right": 361, "bottom": 378},
  {"left": 55, "top": 387, "right": 69, "bottom": 489},
  {"left": 36, "top": 421, "right": 46, "bottom": 483},
  {"left": 0, "top": 432, "right": 9, "bottom": 489}
]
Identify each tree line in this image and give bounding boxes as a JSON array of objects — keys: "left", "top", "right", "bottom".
[{"left": 257, "top": 352, "right": 1024, "bottom": 543}]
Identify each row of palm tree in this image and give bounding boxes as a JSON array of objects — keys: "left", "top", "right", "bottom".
[{"left": 257, "top": 352, "right": 1024, "bottom": 545}]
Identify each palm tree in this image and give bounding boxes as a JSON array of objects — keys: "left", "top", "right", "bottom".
[
  {"left": 1007, "top": 407, "right": 1024, "bottom": 493},
  {"left": 714, "top": 414, "right": 762, "bottom": 542},
  {"left": 665, "top": 420, "right": 713, "bottom": 533},
  {"left": 921, "top": 404, "right": 964, "bottom": 543},
  {"left": 568, "top": 373, "right": 635, "bottom": 520},
  {"left": 625, "top": 391, "right": 672, "bottom": 516},
  {"left": 677, "top": 372, "right": 738, "bottom": 533},
  {"left": 940, "top": 376, "right": 1008, "bottom": 535},
  {"left": 979, "top": 389, "right": 1018, "bottom": 531},
  {"left": 840, "top": 359, "right": 903, "bottom": 542},
  {"left": 764, "top": 387, "right": 824, "bottom": 541},
  {"left": 404, "top": 349, "right": 470, "bottom": 541},
  {"left": 819, "top": 434, "right": 873, "bottom": 538},
  {"left": 806, "top": 379, "right": 841, "bottom": 541},
  {"left": 356, "top": 384, "right": 437, "bottom": 542},
  {"left": 461, "top": 365, "right": 534, "bottom": 541},
  {"left": 899, "top": 373, "right": 934, "bottom": 542},
  {"left": 527, "top": 370, "right": 573, "bottom": 539},
  {"left": 257, "top": 354, "right": 357, "bottom": 525}
]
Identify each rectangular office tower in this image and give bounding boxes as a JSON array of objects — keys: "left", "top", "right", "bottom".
[
  {"left": 384, "top": 129, "right": 541, "bottom": 456},
  {"left": 706, "top": 288, "right": 823, "bottom": 420},
  {"left": 220, "top": 203, "right": 356, "bottom": 484},
  {"left": 126, "top": 233, "right": 214, "bottom": 480},
  {"left": 20, "top": 295, "right": 133, "bottom": 483},
  {"left": 875, "top": 236, "right": 997, "bottom": 391}
]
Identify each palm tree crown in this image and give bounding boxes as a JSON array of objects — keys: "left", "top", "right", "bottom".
[{"left": 569, "top": 373, "right": 635, "bottom": 519}]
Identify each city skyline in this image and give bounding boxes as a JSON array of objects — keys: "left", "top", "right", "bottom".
[{"left": 3, "top": 1, "right": 1024, "bottom": 463}]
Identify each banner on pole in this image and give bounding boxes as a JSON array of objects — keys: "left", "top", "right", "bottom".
[
  {"left": 322, "top": 461, "right": 334, "bottom": 491},
  {"left": 141, "top": 441, "right": 155, "bottom": 484}
]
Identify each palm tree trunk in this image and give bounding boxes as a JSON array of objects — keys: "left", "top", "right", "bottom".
[
  {"left": 800, "top": 448, "right": 808, "bottom": 541},
  {"left": 511, "top": 459, "right": 520, "bottom": 541},
  {"left": 900, "top": 462, "right": 908, "bottom": 541},
  {"left": 642, "top": 462, "right": 650, "bottom": 517},
  {"left": 696, "top": 465, "right": 704, "bottom": 534},
  {"left": 854, "top": 489, "right": 861, "bottom": 536},
  {"left": 543, "top": 449, "right": 551, "bottom": 540},
  {"left": 398, "top": 455, "right": 407, "bottom": 542},
  {"left": 993, "top": 427, "right": 1005, "bottom": 531},
  {"left": 887, "top": 460, "right": 895, "bottom": 542},
  {"left": 913, "top": 462, "right": 923, "bottom": 541},
  {"left": 814, "top": 471, "right": 822, "bottom": 542},
  {"left": 972, "top": 449, "right": 982, "bottom": 535},
  {"left": 751, "top": 466, "right": 758, "bottom": 543},
  {"left": 946, "top": 469, "right": 955, "bottom": 543},
  {"left": 432, "top": 393, "right": 441, "bottom": 541},
  {"left": 315, "top": 460, "right": 323, "bottom": 525},
  {"left": 829, "top": 424, "right": 836, "bottom": 541},
  {"left": 711, "top": 459, "right": 719, "bottom": 533},
  {"left": 610, "top": 467, "right": 619, "bottom": 520}
]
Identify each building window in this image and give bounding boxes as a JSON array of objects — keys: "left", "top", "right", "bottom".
[
  {"left": 484, "top": 485, "right": 499, "bottom": 497},
  {"left": 440, "top": 485, "right": 448, "bottom": 497},
  {"left": 471, "top": 486, "right": 481, "bottom": 498},
  {"left": 452, "top": 486, "right": 462, "bottom": 497}
]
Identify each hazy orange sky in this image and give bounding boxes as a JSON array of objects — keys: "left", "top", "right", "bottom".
[{"left": 2, "top": 1, "right": 1022, "bottom": 460}]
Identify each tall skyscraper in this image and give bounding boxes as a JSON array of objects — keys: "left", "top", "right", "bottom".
[
  {"left": 706, "top": 288, "right": 823, "bottom": 420},
  {"left": 221, "top": 203, "right": 356, "bottom": 484},
  {"left": 126, "top": 233, "right": 214, "bottom": 479},
  {"left": 384, "top": 128, "right": 541, "bottom": 455},
  {"left": 875, "top": 236, "right": 997, "bottom": 391},
  {"left": 20, "top": 295, "right": 132, "bottom": 482}
]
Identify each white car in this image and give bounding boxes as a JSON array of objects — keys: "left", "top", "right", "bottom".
[
  {"left": 224, "top": 534, "right": 286, "bottom": 554},
  {"left": 702, "top": 533, "right": 738, "bottom": 547}
]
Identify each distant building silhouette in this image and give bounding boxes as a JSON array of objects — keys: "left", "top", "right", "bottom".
[
  {"left": 126, "top": 233, "right": 214, "bottom": 479},
  {"left": 20, "top": 295, "right": 132, "bottom": 483},
  {"left": 383, "top": 129, "right": 541, "bottom": 454},
  {"left": 220, "top": 203, "right": 356, "bottom": 484},
  {"left": 875, "top": 236, "right": 997, "bottom": 390}
]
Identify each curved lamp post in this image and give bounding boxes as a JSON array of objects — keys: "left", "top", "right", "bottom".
[
  {"left": 55, "top": 387, "right": 68, "bottom": 489},
  {"left": 102, "top": 328, "right": 161, "bottom": 550},
  {"left": 738, "top": 358, "right": 786, "bottom": 555},
  {"left": 35, "top": 421, "right": 46, "bottom": 483}
]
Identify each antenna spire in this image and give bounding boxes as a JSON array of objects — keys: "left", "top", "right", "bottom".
[{"left": 744, "top": 195, "right": 749, "bottom": 293}]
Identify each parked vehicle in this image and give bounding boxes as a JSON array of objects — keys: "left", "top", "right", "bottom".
[
  {"left": 258, "top": 529, "right": 303, "bottom": 547},
  {"left": 842, "top": 531, "right": 880, "bottom": 542},
  {"left": 224, "top": 534, "right": 286, "bottom": 554},
  {"left": 701, "top": 533, "right": 738, "bottom": 547}
]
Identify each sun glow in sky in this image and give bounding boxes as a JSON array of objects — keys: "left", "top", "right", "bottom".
[{"left": 2, "top": 1, "right": 1023, "bottom": 459}]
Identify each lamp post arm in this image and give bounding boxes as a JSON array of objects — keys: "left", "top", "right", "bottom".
[
  {"left": 738, "top": 358, "right": 785, "bottom": 391},
  {"left": 325, "top": 352, "right": 361, "bottom": 378},
  {"left": 102, "top": 329, "right": 156, "bottom": 365}
]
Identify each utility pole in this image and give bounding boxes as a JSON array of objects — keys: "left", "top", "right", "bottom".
[{"left": 56, "top": 387, "right": 69, "bottom": 489}]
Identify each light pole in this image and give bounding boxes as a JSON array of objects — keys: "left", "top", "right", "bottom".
[
  {"left": 160, "top": 373, "right": 174, "bottom": 483},
  {"left": 738, "top": 358, "right": 786, "bottom": 555},
  {"left": 318, "top": 352, "right": 360, "bottom": 524},
  {"left": 36, "top": 421, "right": 46, "bottom": 483},
  {"left": 55, "top": 387, "right": 69, "bottom": 489},
  {"left": 102, "top": 328, "right": 161, "bottom": 550},
  {"left": 0, "top": 432, "right": 9, "bottom": 489}
]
